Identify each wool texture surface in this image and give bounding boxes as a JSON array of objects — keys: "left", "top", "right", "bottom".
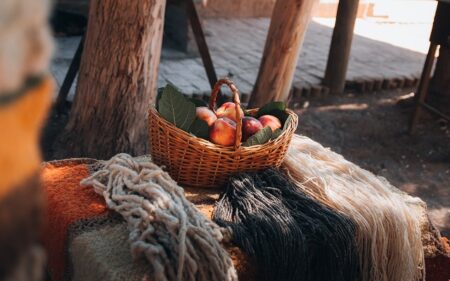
[
  {"left": 70, "top": 223, "right": 153, "bottom": 281},
  {"left": 213, "top": 168, "right": 360, "bottom": 281},
  {"left": 81, "top": 153, "right": 238, "bottom": 281},
  {"left": 282, "top": 135, "right": 425, "bottom": 281},
  {"left": 42, "top": 161, "right": 110, "bottom": 281}
]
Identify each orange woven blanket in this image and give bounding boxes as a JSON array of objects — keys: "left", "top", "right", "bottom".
[
  {"left": 41, "top": 161, "right": 110, "bottom": 281},
  {"left": 41, "top": 160, "right": 251, "bottom": 281}
]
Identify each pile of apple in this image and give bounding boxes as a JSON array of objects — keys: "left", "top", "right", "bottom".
[
  {"left": 156, "top": 84, "right": 289, "bottom": 148},
  {"left": 196, "top": 102, "right": 282, "bottom": 147}
]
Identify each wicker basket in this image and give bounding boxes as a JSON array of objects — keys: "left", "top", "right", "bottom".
[{"left": 148, "top": 78, "right": 298, "bottom": 189}]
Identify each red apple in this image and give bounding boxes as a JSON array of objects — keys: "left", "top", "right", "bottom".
[
  {"left": 215, "top": 102, "right": 244, "bottom": 122},
  {"left": 258, "top": 115, "right": 281, "bottom": 132},
  {"left": 209, "top": 117, "right": 236, "bottom": 146},
  {"left": 242, "top": 116, "right": 263, "bottom": 141},
  {"left": 196, "top": 107, "right": 217, "bottom": 126}
]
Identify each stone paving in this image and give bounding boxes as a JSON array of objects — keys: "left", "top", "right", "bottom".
[{"left": 51, "top": 18, "right": 428, "bottom": 102}]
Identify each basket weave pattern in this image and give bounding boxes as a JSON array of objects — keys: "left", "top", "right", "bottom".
[{"left": 148, "top": 79, "right": 298, "bottom": 189}]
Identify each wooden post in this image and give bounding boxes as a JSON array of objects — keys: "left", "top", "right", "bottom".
[
  {"left": 409, "top": 43, "right": 438, "bottom": 133},
  {"left": 57, "top": 0, "right": 166, "bottom": 159},
  {"left": 323, "top": 0, "right": 360, "bottom": 95},
  {"left": 248, "top": 0, "right": 317, "bottom": 108},
  {"left": 55, "top": 36, "right": 84, "bottom": 114},
  {"left": 430, "top": 45, "right": 450, "bottom": 104}
]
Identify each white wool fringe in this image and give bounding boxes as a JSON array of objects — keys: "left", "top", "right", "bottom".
[
  {"left": 0, "top": 0, "right": 53, "bottom": 93},
  {"left": 81, "top": 154, "right": 237, "bottom": 281},
  {"left": 282, "top": 135, "right": 425, "bottom": 281}
]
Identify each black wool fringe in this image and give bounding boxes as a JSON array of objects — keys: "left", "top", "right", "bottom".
[{"left": 213, "top": 169, "right": 360, "bottom": 281}]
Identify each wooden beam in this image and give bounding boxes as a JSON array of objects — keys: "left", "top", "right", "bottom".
[
  {"left": 409, "top": 43, "right": 437, "bottom": 134},
  {"left": 55, "top": 36, "right": 84, "bottom": 114},
  {"left": 248, "top": 0, "right": 317, "bottom": 108},
  {"left": 186, "top": 0, "right": 224, "bottom": 103},
  {"left": 323, "top": 0, "right": 359, "bottom": 95},
  {"left": 430, "top": 45, "right": 450, "bottom": 102}
]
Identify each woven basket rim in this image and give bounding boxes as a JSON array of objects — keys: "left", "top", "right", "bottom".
[{"left": 149, "top": 106, "right": 298, "bottom": 153}]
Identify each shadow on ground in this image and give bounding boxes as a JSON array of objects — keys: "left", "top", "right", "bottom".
[{"left": 296, "top": 89, "right": 450, "bottom": 237}]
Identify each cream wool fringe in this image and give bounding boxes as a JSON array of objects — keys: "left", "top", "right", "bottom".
[
  {"left": 81, "top": 154, "right": 237, "bottom": 281},
  {"left": 281, "top": 135, "right": 425, "bottom": 281}
]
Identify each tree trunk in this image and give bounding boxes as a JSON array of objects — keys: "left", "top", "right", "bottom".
[
  {"left": 248, "top": 0, "right": 317, "bottom": 108},
  {"left": 58, "top": 0, "right": 166, "bottom": 159},
  {"left": 323, "top": 0, "right": 360, "bottom": 95}
]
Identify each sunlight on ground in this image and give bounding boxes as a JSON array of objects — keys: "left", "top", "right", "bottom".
[
  {"left": 313, "top": 1, "right": 437, "bottom": 55},
  {"left": 316, "top": 103, "right": 369, "bottom": 112}
]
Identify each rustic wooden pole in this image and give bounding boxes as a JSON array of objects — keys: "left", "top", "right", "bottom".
[
  {"left": 57, "top": 0, "right": 166, "bottom": 159},
  {"left": 409, "top": 43, "right": 438, "bottom": 133},
  {"left": 248, "top": 0, "right": 317, "bottom": 108},
  {"left": 430, "top": 45, "right": 450, "bottom": 102},
  {"left": 55, "top": 36, "right": 84, "bottom": 114},
  {"left": 323, "top": 0, "right": 360, "bottom": 95}
]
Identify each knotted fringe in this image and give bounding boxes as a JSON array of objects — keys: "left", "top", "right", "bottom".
[
  {"left": 81, "top": 154, "right": 237, "bottom": 281},
  {"left": 282, "top": 135, "right": 425, "bottom": 281},
  {"left": 213, "top": 168, "right": 360, "bottom": 281}
]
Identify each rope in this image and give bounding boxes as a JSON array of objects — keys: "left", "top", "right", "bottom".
[
  {"left": 213, "top": 169, "right": 360, "bottom": 281},
  {"left": 81, "top": 154, "right": 237, "bottom": 281},
  {"left": 282, "top": 135, "right": 425, "bottom": 281}
]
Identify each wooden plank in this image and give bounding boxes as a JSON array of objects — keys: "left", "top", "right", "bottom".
[
  {"left": 291, "top": 85, "right": 303, "bottom": 103},
  {"left": 404, "top": 76, "right": 416, "bottom": 88},
  {"left": 373, "top": 79, "right": 383, "bottom": 92},
  {"left": 302, "top": 87, "right": 311, "bottom": 98},
  {"left": 310, "top": 85, "right": 322, "bottom": 97},
  {"left": 354, "top": 78, "right": 366, "bottom": 93},
  {"left": 382, "top": 78, "right": 393, "bottom": 90},
  {"left": 364, "top": 79, "right": 374, "bottom": 93}
]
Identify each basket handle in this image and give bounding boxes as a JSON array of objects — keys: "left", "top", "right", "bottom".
[{"left": 209, "top": 78, "right": 242, "bottom": 150}]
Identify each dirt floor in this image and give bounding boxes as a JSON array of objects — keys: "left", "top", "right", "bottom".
[
  {"left": 42, "top": 87, "right": 450, "bottom": 237},
  {"left": 295, "top": 88, "right": 450, "bottom": 237}
]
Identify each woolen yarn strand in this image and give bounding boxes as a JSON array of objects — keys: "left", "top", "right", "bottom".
[
  {"left": 213, "top": 169, "right": 360, "bottom": 281},
  {"left": 81, "top": 154, "right": 237, "bottom": 281},
  {"left": 282, "top": 134, "right": 425, "bottom": 281}
]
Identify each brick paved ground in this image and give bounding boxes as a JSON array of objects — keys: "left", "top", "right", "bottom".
[{"left": 51, "top": 18, "right": 429, "bottom": 101}]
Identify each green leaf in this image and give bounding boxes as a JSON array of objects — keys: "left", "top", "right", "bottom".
[
  {"left": 243, "top": 126, "right": 273, "bottom": 147},
  {"left": 158, "top": 84, "right": 196, "bottom": 132},
  {"left": 189, "top": 118, "right": 209, "bottom": 139},
  {"left": 188, "top": 97, "right": 208, "bottom": 107},
  {"left": 271, "top": 128, "right": 283, "bottom": 140},
  {"left": 257, "top": 101, "right": 287, "bottom": 117}
]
